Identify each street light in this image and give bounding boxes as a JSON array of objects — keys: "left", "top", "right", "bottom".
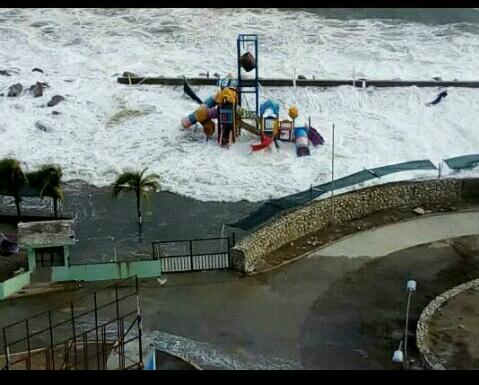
[
  {"left": 392, "top": 280, "right": 417, "bottom": 369},
  {"left": 392, "top": 340, "right": 404, "bottom": 364},
  {"left": 404, "top": 279, "right": 417, "bottom": 369}
]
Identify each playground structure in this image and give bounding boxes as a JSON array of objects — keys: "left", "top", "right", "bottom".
[{"left": 180, "top": 34, "right": 325, "bottom": 156}]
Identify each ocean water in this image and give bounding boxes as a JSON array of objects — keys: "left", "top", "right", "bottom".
[{"left": 1, "top": 8, "right": 478, "bottom": 202}]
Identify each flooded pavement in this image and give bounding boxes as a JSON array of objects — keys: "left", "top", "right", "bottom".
[
  {"left": 1, "top": 213, "right": 478, "bottom": 369},
  {"left": 1, "top": 181, "right": 260, "bottom": 264}
]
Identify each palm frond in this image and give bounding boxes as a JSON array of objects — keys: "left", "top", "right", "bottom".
[{"left": 112, "top": 171, "right": 138, "bottom": 197}]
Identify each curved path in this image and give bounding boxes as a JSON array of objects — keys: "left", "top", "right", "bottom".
[
  {"left": 1, "top": 210, "right": 479, "bottom": 370},
  {"left": 314, "top": 209, "right": 479, "bottom": 258}
]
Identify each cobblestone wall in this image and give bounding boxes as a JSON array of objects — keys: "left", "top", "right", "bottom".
[{"left": 231, "top": 178, "right": 465, "bottom": 273}]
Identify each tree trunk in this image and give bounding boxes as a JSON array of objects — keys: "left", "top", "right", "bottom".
[
  {"left": 14, "top": 195, "right": 21, "bottom": 219},
  {"left": 53, "top": 198, "right": 58, "bottom": 218},
  {"left": 136, "top": 191, "right": 142, "bottom": 242}
]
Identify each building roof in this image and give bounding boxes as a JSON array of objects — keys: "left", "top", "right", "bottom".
[{"left": 17, "top": 220, "right": 75, "bottom": 247}]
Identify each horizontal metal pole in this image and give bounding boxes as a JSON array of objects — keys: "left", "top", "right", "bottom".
[
  {"left": 152, "top": 236, "right": 229, "bottom": 244},
  {"left": 117, "top": 77, "right": 479, "bottom": 88}
]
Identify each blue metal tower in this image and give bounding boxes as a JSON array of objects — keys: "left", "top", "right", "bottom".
[{"left": 237, "top": 34, "right": 259, "bottom": 129}]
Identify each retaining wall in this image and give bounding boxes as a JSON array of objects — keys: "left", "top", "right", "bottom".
[{"left": 231, "top": 178, "right": 478, "bottom": 274}]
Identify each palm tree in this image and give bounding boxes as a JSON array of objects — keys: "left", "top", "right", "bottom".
[
  {"left": 29, "top": 164, "right": 64, "bottom": 218},
  {"left": 0, "top": 158, "right": 27, "bottom": 218},
  {"left": 112, "top": 168, "right": 160, "bottom": 240}
]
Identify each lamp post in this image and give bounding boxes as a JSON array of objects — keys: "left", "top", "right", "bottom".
[
  {"left": 403, "top": 279, "right": 417, "bottom": 369},
  {"left": 392, "top": 280, "right": 417, "bottom": 369}
]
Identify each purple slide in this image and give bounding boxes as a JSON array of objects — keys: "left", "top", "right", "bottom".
[{"left": 308, "top": 126, "right": 325, "bottom": 147}]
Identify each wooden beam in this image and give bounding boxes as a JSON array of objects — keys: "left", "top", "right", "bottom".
[{"left": 117, "top": 77, "right": 479, "bottom": 88}]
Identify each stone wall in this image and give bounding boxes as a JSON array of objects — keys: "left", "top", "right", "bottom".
[{"left": 231, "top": 178, "right": 467, "bottom": 274}]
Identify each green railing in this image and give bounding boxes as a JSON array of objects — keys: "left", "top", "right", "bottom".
[{"left": 230, "top": 154, "right": 479, "bottom": 231}]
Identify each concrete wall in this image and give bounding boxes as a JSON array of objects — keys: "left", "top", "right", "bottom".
[
  {"left": 0, "top": 272, "right": 31, "bottom": 300},
  {"left": 231, "top": 178, "right": 467, "bottom": 274},
  {"left": 52, "top": 260, "right": 162, "bottom": 282}
]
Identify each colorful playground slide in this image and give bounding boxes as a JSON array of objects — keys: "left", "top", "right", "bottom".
[
  {"left": 251, "top": 135, "right": 274, "bottom": 151},
  {"left": 294, "top": 127, "right": 310, "bottom": 157},
  {"left": 308, "top": 126, "right": 325, "bottom": 146}
]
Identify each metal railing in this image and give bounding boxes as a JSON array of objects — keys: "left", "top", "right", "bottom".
[
  {"left": 151, "top": 235, "right": 235, "bottom": 273},
  {"left": 0, "top": 276, "right": 143, "bottom": 370}
]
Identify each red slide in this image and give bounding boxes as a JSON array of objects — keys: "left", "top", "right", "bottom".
[{"left": 251, "top": 135, "right": 273, "bottom": 151}]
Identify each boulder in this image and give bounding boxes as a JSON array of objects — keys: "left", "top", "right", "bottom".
[
  {"left": 0, "top": 70, "right": 11, "bottom": 76},
  {"left": 297, "top": 75, "right": 307, "bottom": 80},
  {"left": 413, "top": 207, "right": 426, "bottom": 215},
  {"left": 30, "top": 81, "right": 44, "bottom": 97},
  {"left": 32, "top": 67, "right": 44, "bottom": 73},
  {"left": 35, "top": 121, "right": 51, "bottom": 132},
  {"left": 7, "top": 83, "right": 23, "bottom": 97},
  {"left": 47, "top": 95, "right": 65, "bottom": 107}
]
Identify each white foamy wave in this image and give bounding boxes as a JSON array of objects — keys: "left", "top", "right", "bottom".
[
  {"left": 0, "top": 8, "right": 478, "bottom": 202},
  {"left": 146, "top": 331, "right": 300, "bottom": 370}
]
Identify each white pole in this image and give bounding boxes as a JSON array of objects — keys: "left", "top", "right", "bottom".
[
  {"left": 404, "top": 289, "right": 412, "bottom": 369},
  {"left": 331, "top": 123, "right": 335, "bottom": 223}
]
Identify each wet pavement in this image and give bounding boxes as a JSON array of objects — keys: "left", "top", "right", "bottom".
[
  {"left": 1, "top": 211, "right": 478, "bottom": 369},
  {"left": 1, "top": 181, "right": 260, "bottom": 263}
]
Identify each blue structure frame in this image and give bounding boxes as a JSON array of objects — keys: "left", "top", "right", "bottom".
[{"left": 237, "top": 34, "right": 259, "bottom": 129}]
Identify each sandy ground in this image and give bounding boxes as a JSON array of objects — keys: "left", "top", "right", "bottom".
[{"left": 425, "top": 283, "right": 479, "bottom": 369}]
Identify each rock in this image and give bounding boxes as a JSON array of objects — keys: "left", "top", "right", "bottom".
[
  {"left": 297, "top": 75, "right": 306, "bottom": 80},
  {"left": 0, "top": 70, "right": 11, "bottom": 76},
  {"left": 31, "top": 81, "right": 43, "bottom": 97},
  {"left": 32, "top": 67, "right": 44, "bottom": 73},
  {"left": 122, "top": 71, "right": 139, "bottom": 78},
  {"left": 47, "top": 95, "right": 65, "bottom": 107},
  {"left": 7, "top": 83, "right": 23, "bottom": 97},
  {"left": 306, "top": 240, "right": 312, "bottom": 245},
  {"left": 413, "top": 207, "right": 426, "bottom": 215},
  {"left": 290, "top": 242, "right": 294, "bottom": 247},
  {"left": 213, "top": 72, "right": 221, "bottom": 78},
  {"left": 433, "top": 76, "right": 442, "bottom": 81},
  {"left": 35, "top": 121, "right": 51, "bottom": 132},
  {"left": 458, "top": 324, "right": 465, "bottom": 330},
  {"left": 52, "top": 111, "right": 62, "bottom": 115}
]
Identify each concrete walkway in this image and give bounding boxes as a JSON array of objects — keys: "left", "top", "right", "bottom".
[
  {"left": 2, "top": 210, "right": 479, "bottom": 370},
  {"left": 313, "top": 210, "right": 479, "bottom": 258}
]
